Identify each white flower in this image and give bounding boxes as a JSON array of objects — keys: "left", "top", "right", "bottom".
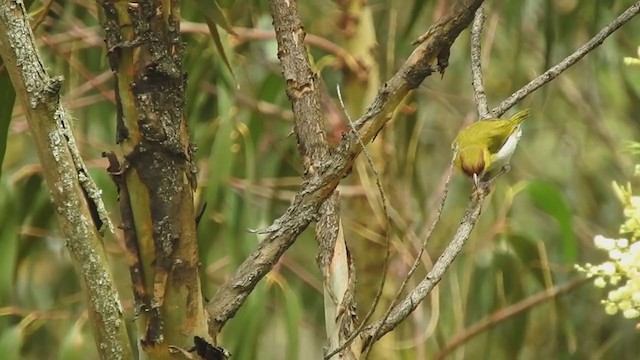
[
  {"left": 617, "top": 238, "right": 630, "bottom": 248},
  {"left": 600, "top": 261, "right": 617, "bottom": 276},
  {"left": 624, "top": 57, "right": 640, "bottom": 66},
  {"left": 594, "top": 235, "right": 616, "bottom": 250},
  {"left": 609, "top": 289, "right": 621, "bottom": 302},
  {"left": 605, "top": 303, "right": 619, "bottom": 315},
  {"left": 618, "top": 286, "right": 632, "bottom": 300},
  {"left": 619, "top": 300, "right": 633, "bottom": 311},
  {"left": 623, "top": 308, "right": 640, "bottom": 319},
  {"left": 609, "top": 249, "right": 623, "bottom": 260},
  {"left": 618, "top": 254, "right": 634, "bottom": 268},
  {"left": 578, "top": 173, "right": 640, "bottom": 322}
]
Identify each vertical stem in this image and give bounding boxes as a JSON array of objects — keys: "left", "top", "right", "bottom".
[
  {"left": 98, "top": 0, "right": 208, "bottom": 356},
  {"left": 0, "top": 1, "right": 132, "bottom": 359}
]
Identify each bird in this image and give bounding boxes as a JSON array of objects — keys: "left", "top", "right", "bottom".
[{"left": 452, "top": 109, "right": 531, "bottom": 188}]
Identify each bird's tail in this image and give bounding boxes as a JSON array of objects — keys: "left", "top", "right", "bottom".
[{"left": 507, "top": 108, "right": 531, "bottom": 125}]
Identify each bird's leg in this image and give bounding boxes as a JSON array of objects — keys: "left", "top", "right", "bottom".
[
  {"left": 471, "top": 173, "right": 491, "bottom": 197},
  {"left": 483, "top": 164, "right": 511, "bottom": 184},
  {"left": 474, "top": 165, "right": 512, "bottom": 195}
]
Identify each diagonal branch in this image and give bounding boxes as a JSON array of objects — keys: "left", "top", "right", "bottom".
[
  {"left": 258, "top": 2, "right": 360, "bottom": 358},
  {"left": 361, "top": 157, "right": 455, "bottom": 356},
  {"left": 491, "top": 1, "right": 640, "bottom": 117},
  {"left": 434, "top": 277, "right": 587, "bottom": 360},
  {"left": 361, "top": 189, "right": 488, "bottom": 345},
  {"left": 357, "top": 1, "right": 640, "bottom": 347},
  {"left": 205, "top": 0, "right": 485, "bottom": 335}
]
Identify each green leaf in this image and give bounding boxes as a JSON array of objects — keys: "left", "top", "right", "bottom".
[
  {"left": 505, "top": 234, "right": 547, "bottom": 289},
  {"left": 195, "top": 0, "right": 236, "bottom": 36},
  {"left": 492, "top": 252, "right": 525, "bottom": 305},
  {"left": 226, "top": 282, "right": 268, "bottom": 359},
  {"left": 492, "top": 252, "right": 527, "bottom": 358},
  {"left": 277, "top": 283, "right": 301, "bottom": 360},
  {"left": 525, "top": 181, "right": 577, "bottom": 263},
  {"left": 0, "top": 180, "right": 19, "bottom": 303},
  {"left": 0, "top": 324, "right": 24, "bottom": 359},
  {"left": 0, "top": 67, "right": 16, "bottom": 180},
  {"left": 497, "top": 309, "right": 528, "bottom": 359},
  {"left": 197, "top": 85, "right": 237, "bottom": 275},
  {"left": 195, "top": 0, "right": 236, "bottom": 79}
]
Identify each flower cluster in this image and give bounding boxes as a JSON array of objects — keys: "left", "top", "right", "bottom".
[
  {"left": 576, "top": 182, "right": 640, "bottom": 320},
  {"left": 623, "top": 46, "right": 640, "bottom": 66}
]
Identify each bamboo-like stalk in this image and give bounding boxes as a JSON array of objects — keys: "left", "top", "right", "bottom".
[
  {"left": 97, "top": 0, "right": 209, "bottom": 357},
  {"left": 0, "top": 1, "right": 132, "bottom": 359}
]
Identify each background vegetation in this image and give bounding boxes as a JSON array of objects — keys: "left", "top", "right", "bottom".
[{"left": 1, "top": 0, "right": 640, "bottom": 359}]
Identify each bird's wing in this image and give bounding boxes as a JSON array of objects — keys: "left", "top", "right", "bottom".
[{"left": 482, "top": 121, "right": 517, "bottom": 154}]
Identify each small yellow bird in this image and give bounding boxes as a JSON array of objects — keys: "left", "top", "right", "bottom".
[{"left": 452, "top": 109, "right": 530, "bottom": 187}]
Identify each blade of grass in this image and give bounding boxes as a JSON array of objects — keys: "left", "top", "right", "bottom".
[
  {"left": 0, "top": 68, "right": 15, "bottom": 179},
  {"left": 194, "top": 0, "right": 236, "bottom": 79}
]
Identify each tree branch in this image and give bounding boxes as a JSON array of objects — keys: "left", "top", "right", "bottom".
[
  {"left": 470, "top": 4, "right": 490, "bottom": 119},
  {"left": 434, "top": 278, "right": 587, "bottom": 359},
  {"left": 323, "top": 86, "right": 392, "bottom": 360},
  {"left": 205, "top": 0, "right": 485, "bottom": 335},
  {"left": 361, "top": 157, "right": 455, "bottom": 356},
  {"left": 491, "top": 1, "right": 640, "bottom": 117},
  {"left": 357, "top": 0, "right": 640, "bottom": 345},
  {"left": 0, "top": 1, "right": 131, "bottom": 359},
  {"left": 361, "top": 189, "right": 488, "bottom": 345}
]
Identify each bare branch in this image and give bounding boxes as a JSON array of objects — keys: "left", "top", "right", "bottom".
[
  {"left": 435, "top": 278, "right": 588, "bottom": 360},
  {"left": 363, "top": 157, "right": 455, "bottom": 355},
  {"left": 242, "top": 0, "right": 357, "bottom": 358},
  {"left": 470, "top": 4, "right": 490, "bottom": 119},
  {"left": 267, "top": 0, "right": 329, "bottom": 169},
  {"left": 323, "top": 87, "right": 392, "bottom": 360},
  {"left": 362, "top": 188, "right": 488, "bottom": 344},
  {"left": 491, "top": 1, "right": 640, "bottom": 117},
  {"left": 0, "top": 1, "right": 130, "bottom": 358},
  {"left": 357, "top": 0, "right": 640, "bottom": 349},
  {"left": 205, "top": 0, "right": 485, "bottom": 334}
]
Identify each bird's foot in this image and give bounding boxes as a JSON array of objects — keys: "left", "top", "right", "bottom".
[
  {"left": 473, "top": 165, "right": 512, "bottom": 196},
  {"left": 473, "top": 180, "right": 492, "bottom": 197},
  {"left": 472, "top": 173, "right": 492, "bottom": 197}
]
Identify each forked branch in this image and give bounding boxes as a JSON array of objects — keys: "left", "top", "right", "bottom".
[{"left": 205, "top": 0, "right": 485, "bottom": 335}]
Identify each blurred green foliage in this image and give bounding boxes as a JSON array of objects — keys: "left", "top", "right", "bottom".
[{"left": 1, "top": 0, "right": 640, "bottom": 359}]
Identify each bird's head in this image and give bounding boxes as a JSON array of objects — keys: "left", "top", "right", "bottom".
[{"left": 455, "top": 145, "right": 491, "bottom": 186}]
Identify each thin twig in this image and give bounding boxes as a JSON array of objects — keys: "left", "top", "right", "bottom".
[
  {"left": 362, "top": 187, "right": 489, "bottom": 344},
  {"left": 470, "top": 4, "right": 490, "bottom": 119},
  {"left": 491, "top": 1, "right": 640, "bottom": 117},
  {"left": 323, "top": 87, "right": 392, "bottom": 359},
  {"left": 31, "top": 0, "right": 56, "bottom": 32},
  {"left": 180, "top": 22, "right": 368, "bottom": 78},
  {"left": 200, "top": 82, "right": 294, "bottom": 122},
  {"left": 363, "top": 156, "right": 455, "bottom": 356},
  {"left": 434, "top": 277, "right": 588, "bottom": 360}
]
